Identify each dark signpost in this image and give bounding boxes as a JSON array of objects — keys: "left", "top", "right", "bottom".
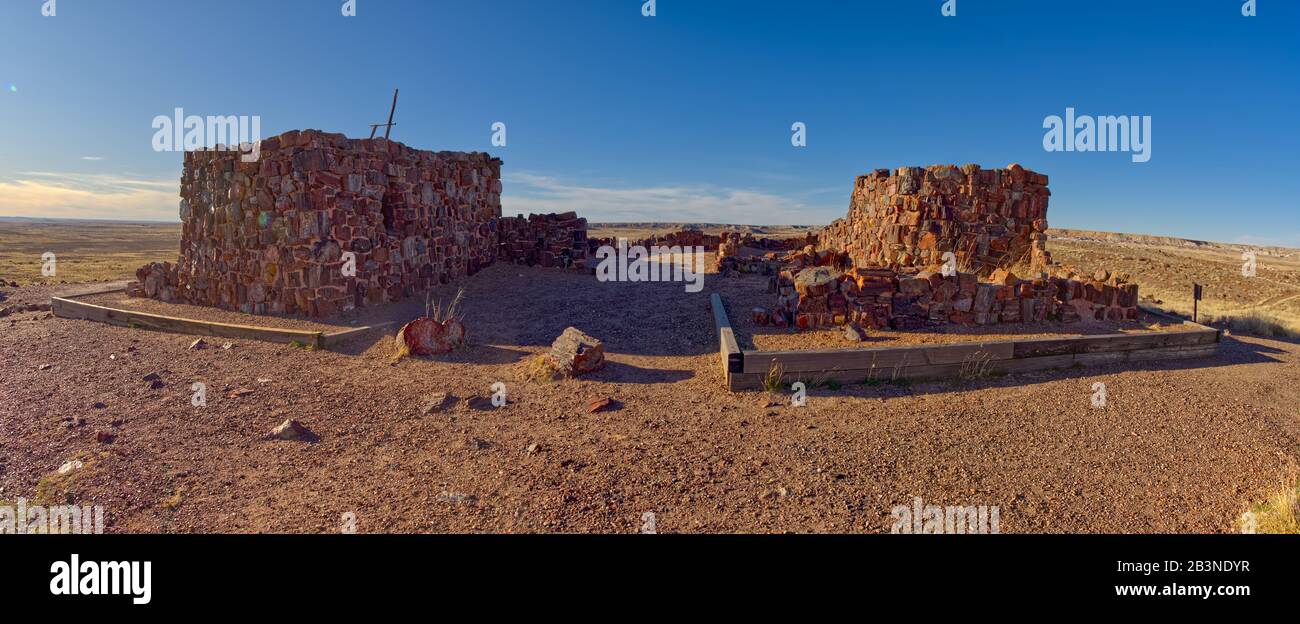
[{"left": 1193, "top": 283, "right": 1203, "bottom": 323}]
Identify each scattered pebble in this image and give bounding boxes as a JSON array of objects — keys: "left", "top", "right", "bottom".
[
  {"left": 266, "top": 419, "right": 313, "bottom": 441},
  {"left": 57, "top": 459, "right": 84, "bottom": 475},
  {"left": 437, "top": 491, "right": 478, "bottom": 505}
]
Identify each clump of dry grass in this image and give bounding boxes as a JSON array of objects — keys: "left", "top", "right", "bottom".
[
  {"left": 426, "top": 287, "right": 465, "bottom": 323},
  {"left": 520, "top": 354, "right": 563, "bottom": 383},
  {"left": 33, "top": 450, "right": 107, "bottom": 506},
  {"left": 959, "top": 350, "right": 995, "bottom": 381},
  {"left": 1241, "top": 483, "right": 1300, "bottom": 534},
  {"left": 1222, "top": 310, "right": 1300, "bottom": 339},
  {"left": 762, "top": 360, "right": 785, "bottom": 393}
]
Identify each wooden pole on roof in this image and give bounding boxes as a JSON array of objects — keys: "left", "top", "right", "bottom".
[{"left": 369, "top": 88, "right": 399, "bottom": 139}]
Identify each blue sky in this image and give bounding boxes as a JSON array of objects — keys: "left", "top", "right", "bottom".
[{"left": 1, "top": 0, "right": 1297, "bottom": 245}]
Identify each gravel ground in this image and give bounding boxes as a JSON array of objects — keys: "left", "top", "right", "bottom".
[{"left": 1, "top": 265, "right": 1297, "bottom": 534}]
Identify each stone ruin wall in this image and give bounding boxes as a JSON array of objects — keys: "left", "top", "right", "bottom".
[
  {"left": 818, "top": 164, "right": 1052, "bottom": 276},
  {"left": 589, "top": 229, "right": 722, "bottom": 254},
  {"left": 749, "top": 164, "right": 1141, "bottom": 331},
  {"left": 496, "top": 213, "right": 726, "bottom": 271},
  {"left": 498, "top": 212, "right": 590, "bottom": 269},
  {"left": 131, "top": 122, "right": 719, "bottom": 316},
  {"left": 132, "top": 130, "right": 502, "bottom": 316}
]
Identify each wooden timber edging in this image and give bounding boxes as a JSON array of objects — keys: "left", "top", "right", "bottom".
[
  {"left": 713, "top": 295, "right": 1223, "bottom": 392},
  {"left": 50, "top": 289, "right": 397, "bottom": 350},
  {"left": 711, "top": 293, "right": 743, "bottom": 377}
]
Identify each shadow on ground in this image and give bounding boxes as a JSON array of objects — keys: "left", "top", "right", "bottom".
[{"left": 789, "top": 333, "right": 1288, "bottom": 400}]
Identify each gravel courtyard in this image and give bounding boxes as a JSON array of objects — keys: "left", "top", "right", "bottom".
[{"left": 2, "top": 260, "right": 1297, "bottom": 533}]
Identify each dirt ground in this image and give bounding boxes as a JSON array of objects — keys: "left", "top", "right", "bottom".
[{"left": 2, "top": 252, "right": 1298, "bottom": 534}]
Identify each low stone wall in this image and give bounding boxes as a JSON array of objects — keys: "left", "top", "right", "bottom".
[
  {"left": 759, "top": 264, "right": 1138, "bottom": 331},
  {"left": 715, "top": 231, "right": 822, "bottom": 275},
  {"left": 588, "top": 229, "right": 721, "bottom": 253},
  {"left": 498, "top": 212, "right": 590, "bottom": 269},
  {"left": 132, "top": 130, "right": 502, "bottom": 316},
  {"left": 818, "top": 164, "right": 1052, "bottom": 276}
]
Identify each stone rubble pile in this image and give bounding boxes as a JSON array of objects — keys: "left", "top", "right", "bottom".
[{"left": 714, "top": 232, "right": 819, "bottom": 276}]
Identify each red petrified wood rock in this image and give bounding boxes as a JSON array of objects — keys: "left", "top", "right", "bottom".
[{"left": 396, "top": 317, "right": 467, "bottom": 356}]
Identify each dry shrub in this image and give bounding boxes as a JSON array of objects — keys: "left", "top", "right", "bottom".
[
  {"left": 392, "top": 335, "right": 412, "bottom": 361},
  {"left": 520, "top": 354, "right": 563, "bottom": 383},
  {"left": 762, "top": 360, "right": 785, "bottom": 393},
  {"left": 427, "top": 287, "right": 465, "bottom": 323},
  {"left": 1242, "top": 483, "right": 1300, "bottom": 534},
  {"left": 959, "top": 350, "right": 995, "bottom": 381},
  {"left": 1224, "top": 310, "right": 1300, "bottom": 339}
]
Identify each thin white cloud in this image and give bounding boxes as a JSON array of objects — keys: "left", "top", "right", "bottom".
[
  {"left": 0, "top": 169, "right": 847, "bottom": 227},
  {"left": 502, "top": 172, "right": 829, "bottom": 225},
  {"left": 0, "top": 171, "right": 179, "bottom": 221},
  {"left": 80, "top": 156, "right": 105, "bottom": 161}
]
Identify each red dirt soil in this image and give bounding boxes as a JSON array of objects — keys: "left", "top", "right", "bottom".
[{"left": 1, "top": 259, "right": 1298, "bottom": 533}]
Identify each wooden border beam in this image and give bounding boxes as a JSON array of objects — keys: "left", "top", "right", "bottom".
[
  {"left": 52, "top": 296, "right": 325, "bottom": 347},
  {"left": 50, "top": 289, "right": 407, "bottom": 350},
  {"left": 729, "top": 311, "right": 1223, "bottom": 391},
  {"left": 711, "top": 293, "right": 742, "bottom": 376}
]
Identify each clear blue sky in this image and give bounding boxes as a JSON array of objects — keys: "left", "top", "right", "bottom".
[{"left": 1, "top": 0, "right": 1297, "bottom": 245}]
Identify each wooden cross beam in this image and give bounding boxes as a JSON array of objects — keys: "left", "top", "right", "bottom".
[{"left": 369, "top": 88, "right": 399, "bottom": 139}]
